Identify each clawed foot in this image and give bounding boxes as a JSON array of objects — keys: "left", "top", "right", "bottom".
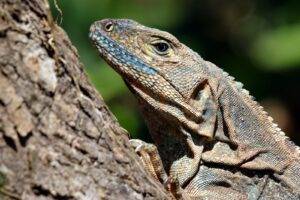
[
  {"left": 130, "top": 139, "right": 189, "bottom": 200},
  {"left": 130, "top": 139, "right": 168, "bottom": 183}
]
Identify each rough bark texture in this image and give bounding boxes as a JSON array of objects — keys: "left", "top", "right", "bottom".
[{"left": 0, "top": 0, "right": 169, "bottom": 199}]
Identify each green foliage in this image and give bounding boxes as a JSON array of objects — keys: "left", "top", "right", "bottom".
[
  {"left": 110, "top": 104, "right": 141, "bottom": 138},
  {"left": 86, "top": 63, "right": 126, "bottom": 100},
  {"left": 251, "top": 24, "right": 300, "bottom": 70}
]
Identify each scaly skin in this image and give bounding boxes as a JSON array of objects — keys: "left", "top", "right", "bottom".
[{"left": 89, "top": 19, "right": 300, "bottom": 199}]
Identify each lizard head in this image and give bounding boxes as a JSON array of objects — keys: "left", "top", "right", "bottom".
[
  {"left": 89, "top": 19, "right": 205, "bottom": 99},
  {"left": 90, "top": 19, "right": 214, "bottom": 139}
]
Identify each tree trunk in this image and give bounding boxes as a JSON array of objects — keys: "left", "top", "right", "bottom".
[{"left": 0, "top": 0, "right": 169, "bottom": 199}]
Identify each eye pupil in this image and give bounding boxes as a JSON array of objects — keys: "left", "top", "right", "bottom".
[
  {"left": 154, "top": 42, "right": 169, "bottom": 52},
  {"left": 104, "top": 22, "right": 113, "bottom": 32}
]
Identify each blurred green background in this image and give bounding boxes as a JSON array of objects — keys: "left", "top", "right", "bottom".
[{"left": 50, "top": 0, "right": 300, "bottom": 145}]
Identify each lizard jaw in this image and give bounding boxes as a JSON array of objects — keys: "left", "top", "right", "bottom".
[{"left": 89, "top": 28, "right": 157, "bottom": 77}]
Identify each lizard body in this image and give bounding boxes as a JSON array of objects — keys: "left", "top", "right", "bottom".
[{"left": 89, "top": 19, "right": 300, "bottom": 199}]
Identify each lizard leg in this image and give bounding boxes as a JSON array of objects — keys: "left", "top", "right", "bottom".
[
  {"left": 130, "top": 139, "right": 168, "bottom": 184},
  {"left": 130, "top": 139, "right": 190, "bottom": 199}
]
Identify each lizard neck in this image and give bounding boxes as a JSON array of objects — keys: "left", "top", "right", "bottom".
[
  {"left": 223, "top": 70, "right": 299, "bottom": 154},
  {"left": 216, "top": 73, "right": 300, "bottom": 190}
]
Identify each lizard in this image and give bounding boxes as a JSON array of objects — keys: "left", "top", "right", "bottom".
[{"left": 89, "top": 19, "right": 300, "bottom": 200}]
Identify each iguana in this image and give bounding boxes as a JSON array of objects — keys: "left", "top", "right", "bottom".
[{"left": 89, "top": 19, "right": 300, "bottom": 200}]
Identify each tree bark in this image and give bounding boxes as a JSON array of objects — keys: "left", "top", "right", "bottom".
[{"left": 0, "top": 0, "right": 169, "bottom": 199}]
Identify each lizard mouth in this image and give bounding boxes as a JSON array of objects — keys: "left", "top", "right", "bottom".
[{"left": 89, "top": 29, "right": 157, "bottom": 76}]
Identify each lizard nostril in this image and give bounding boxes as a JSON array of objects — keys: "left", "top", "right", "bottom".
[{"left": 104, "top": 22, "right": 114, "bottom": 32}]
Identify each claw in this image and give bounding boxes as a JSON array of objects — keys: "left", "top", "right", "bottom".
[{"left": 129, "top": 139, "right": 146, "bottom": 152}]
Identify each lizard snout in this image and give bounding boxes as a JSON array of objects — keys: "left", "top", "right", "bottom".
[{"left": 89, "top": 21, "right": 102, "bottom": 40}]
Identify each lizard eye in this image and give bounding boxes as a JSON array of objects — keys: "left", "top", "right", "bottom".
[
  {"left": 152, "top": 42, "right": 170, "bottom": 55},
  {"left": 104, "top": 22, "right": 114, "bottom": 32}
]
